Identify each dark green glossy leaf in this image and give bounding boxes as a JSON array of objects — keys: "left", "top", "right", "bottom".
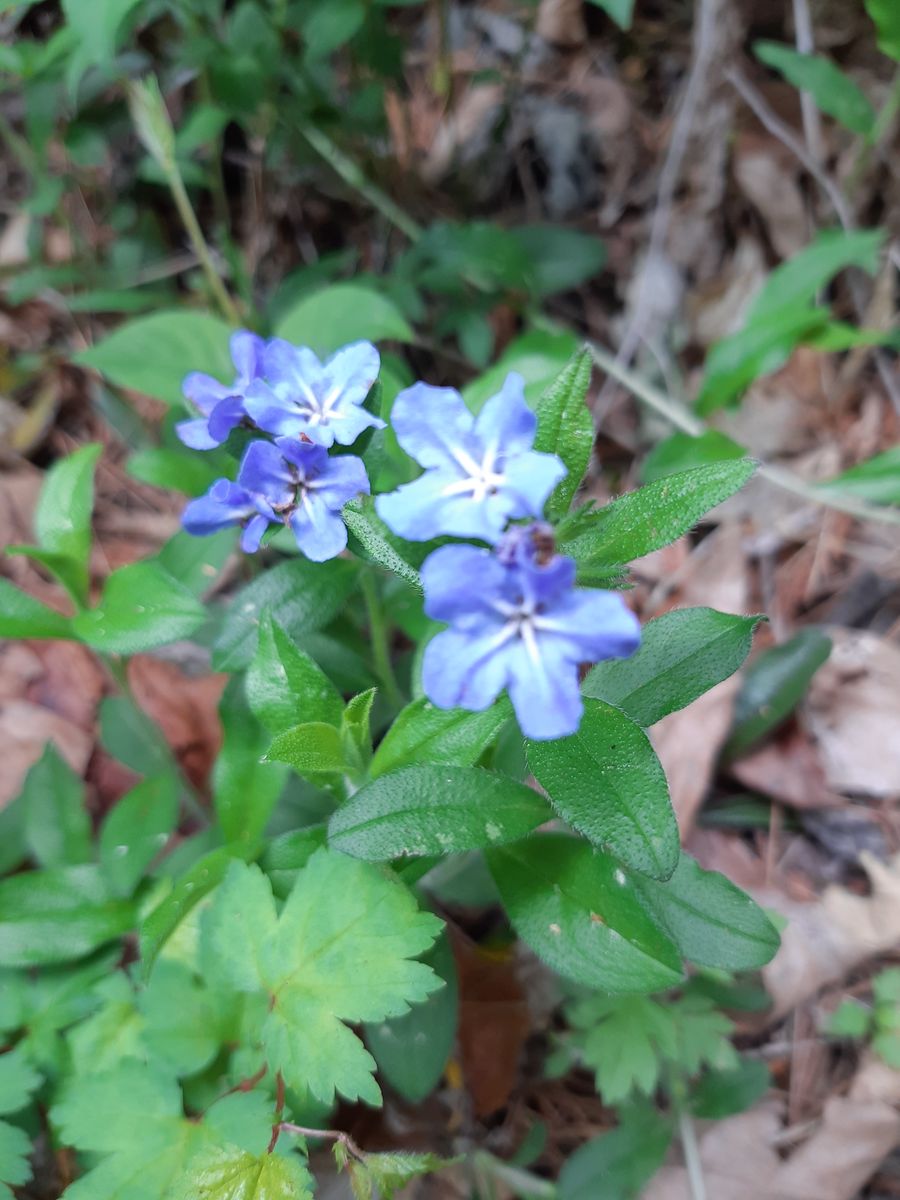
[
  {"left": 72, "top": 561, "right": 205, "bottom": 655},
  {"left": 327, "top": 765, "right": 550, "bottom": 860},
  {"left": 631, "top": 853, "right": 779, "bottom": 971},
  {"left": 487, "top": 836, "right": 684, "bottom": 993},
  {"left": 583, "top": 608, "right": 765, "bottom": 727},
  {"left": 246, "top": 615, "right": 344, "bottom": 735},
  {"left": 527, "top": 699, "right": 679, "bottom": 879},
  {"left": 725, "top": 628, "right": 831, "bottom": 758}
]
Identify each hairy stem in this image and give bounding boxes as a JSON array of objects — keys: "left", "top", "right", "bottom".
[{"left": 360, "top": 569, "right": 404, "bottom": 708}]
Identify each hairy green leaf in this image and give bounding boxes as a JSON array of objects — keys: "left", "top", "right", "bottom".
[
  {"left": 248, "top": 615, "right": 344, "bottom": 734},
  {"left": 369, "top": 697, "right": 511, "bottom": 778},
  {"left": 171, "top": 1146, "right": 314, "bottom": 1200},
  {"left": 534, "top": 350, "right": 594, "bottom": 517}
]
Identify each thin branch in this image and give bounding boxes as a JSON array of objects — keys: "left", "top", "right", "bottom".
[
  {"left": 678, "top": 1107, "right": 708, "bottom": 1200},
  {"left": 588, "top": 340, "right": 900, "bottom": 528},
  {"left": 791, "top": 0, "right": 825, "bottom": 164},
  {"left": 278, "top": 1123, "right": 366, "bottom": 1161}
]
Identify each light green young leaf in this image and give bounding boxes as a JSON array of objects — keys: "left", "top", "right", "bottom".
[
  {"left": 749, "top": 229, "right": 883, "bottom": 320},
  {"left": 534, "top": 350, "right": 594, "bottom": 518},
  {"left": 201, "top": 853, "right": 442, "bottom": 1104},
  {"left": 139, "top": 960, "right": 221, "bottom": 1077},
  {"left": 214, "top": 677, "right": 288, "bottom": 845},
  {"left": 72, "top": 560, "right": 206, "bottom": 655},
  {"left": 61, "top": 0, "right": 143, "bottom": 95},
  {"left": 630, "top": 853, "right": 780, "bottom": 971},
  {"left": 213, "top": 558, "right": 358, "bottom": 671},
  {"left": 641, "top": 430, "right": 747, "bottom": 483},
  {"left": 328, "top": 765, "right": 550, "bottom": 860},
  {"left": 558, "top": 460, "right": 756, "bottom": 571},
  {"left": 99, "top": 774, "right": 179, "bottom": 897},
  {"left": 341, "top": 688, "right": 376, "bottom": 771},
  {"left": 825, "top": 999, "right": 872, "bottom": 1039},
  {"left": 0, "top": 578, "right": 72, "bottom": 640},
  {"left": 754, "top": 42, "right": 875, "bottom": 135},
  {"left": 866, "top": 0, "right": 900, "bottom": 59},
  {"left": 127, "top": 75, "right": 175, "bottom": 171},
  {"left": 76, "top": 310, "right": 233, "bottom": 407},
  {"left": 527, "top": 699, "right": 679, "bottom": 880},
  {"left": 275, "top": 283, "right": 412, "bottom": 355},
  {"left": 487, "top": 836, "right": 684, "bottom": 994},
  {"left": 578, "top": 997, "right": 677, "bottom": 1102},
  {"left": 0, "top": 1047, "right": 40, "bottom": 1115},
  {"left": 369, "top": 696, "right": 511, "bottom": 779},
  {"left": 816, "top": 446, "right": 900, "bottom": 507},
  {"left": 585, "top": 0, "right": 634, "bottom": 31},
  {"left": 267, "top": 722, "right": 347, "bottom": 776},
  {"left": 21, "top": 744, "right": 92, "bottom": 869},
  {"left": 171, "top": 1146, "right": 314, "bottom": 1200},
  {"left": 0, "top": 1120, "right": 32, "bottom": 1197},
  {"left": 247, "top": 615, "right": 344, "bottom": 735},
  {"left": 583, "top": 608, "right": 765, "bottom": 727},
  {"left": 335, "top": 1145, "right": 449, "bottom": 1200},
  {"left": 31, "top": 442, "right": 102, "bottom": 601}
]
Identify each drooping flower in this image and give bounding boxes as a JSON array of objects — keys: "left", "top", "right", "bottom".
[
  {"left": 375, "top": 373, "right": 566, "bottom": 543},
  {"left": 420, "top": 524, "right": 641, "bottom": 740},
  {"left": 242, "top": 339, "right": 384, "bottom": 448},
  {"left": 176, "top": 329, "right": 265, "bottom": 450},
  {"left": 182, "top": 438, "right": 369, "bottom": 560}
]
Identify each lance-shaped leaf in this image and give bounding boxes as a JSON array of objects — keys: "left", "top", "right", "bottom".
[{"left": 533, "top": 350, "right": 594, "bottom": 518}]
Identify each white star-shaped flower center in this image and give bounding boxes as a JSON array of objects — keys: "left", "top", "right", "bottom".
[{"left": 442, "top": 444, "right": 506, "bottom": 503}]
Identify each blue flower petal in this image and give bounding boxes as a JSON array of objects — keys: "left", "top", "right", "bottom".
[
  {"left": 376, "top": 470, "right": 511, "bottom": 542},
  {"left": 242, "top": 380, "right": 305, "bottom": 437},
  {"left": 537, "top": 589, "right": 641, "bottom": 663},
  {"left": 389, "top": 383, "right": 478, "bottom": 470},
  {"left": 310, "top": 455, "right": 371, "bottom": 509},
  {"left": 473, "top": 373, "right": 535, "bottom": 455},
  {"left": 420, "top": 544, "right": 508, "bottom": 622},
  {"left": 506, "top": 641, "right": 583, "bottom": 740},
  {"left": 237, "top": 440, "right": 295, "bottom": 505},
  {"left": 263, "top": 338, "right": 322, "bottom": 393},
  {"left": 230, "top": 330, "right": 265, "bottom": 381},
  {"left": 206, "top": 395, "right": 247, "bottom": 443},
  {"left": 275, "top": 438, "right": 330, "bottom": 479},
  {"left": 325, "top": 403, "right": 385, "bottom": 448},
  {"left": 240, "top": 512, "right": 270, "bottom": 553},
  {"left": 182, "top": 372, "right": 231, "bottom": 415},
  {"left": 289, "top": 494, "right": 348, "bottom": 561},
  {"left": 182, "top": 480, "right": 255, "bottom": 536},
  {"left": 176, "top": 417, "right": 220, "bottom": 450},
  {"left": 322, "top": 341, "right": 380, "bottom": 407},
  {"left": 422, "top": 627, "right": 510, "bottom": 712},
  {"left": 503, "top": 450, "right": 568, "bottom": 515}
]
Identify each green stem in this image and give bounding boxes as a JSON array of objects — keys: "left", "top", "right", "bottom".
[
  {"left": 588, "top": 340, "right": 900, "bottom": 528},
  {"left": 295, "top": 118, "right": 424, "bottom": 243},
  {"left": 677, "top": 1107, "right": 707, "bottom": 1200},
  {"left": 848, "top": 67, "right": 900, "bottom": 195},
  {"left": 359, "top": 569, "right": 404, "bottom": 709},
  {"left": 472, "top": 1153, "right": 557, "bottom": 1200},
  {"left": 166, "top": 165, "right": 241, "bottom": 326}
]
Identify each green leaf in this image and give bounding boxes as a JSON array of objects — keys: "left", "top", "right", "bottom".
[
  {"left": 487, "top": 836, "right": 684, "bottom": 993},
  {"left": 5, "top": 545, "right": 92, "bottom": 605},
  {"left": 691, "top": 1058, "right": 771, "bottom": 1119},
  {"left": 749, "top": 229, "right": 883, "bottom": 321},
  {"left": 0, "top": 1047, "right": 40, "bottom": 1115},
  {"left": 20, "top": 745, "right": 92, "bottom": 868},
  {"left": 213, "top": 558, "right": 358, "bottom": 671},
  {"left": 341, "top": 687, "right": 376, "bottom": 770},
  {"left": 365, "top": 931, "right": 458, "bottom": 1103},
  {"left": 139, "top": 842, "right": 260, "bottom": 980},
  {"left": 631, "top": 853, "right": 780, "bottom": 971},
  {"left": 725, "top": 628, "right": 832, "bottom": 758},
  {"left": 99, "top": 694, "right": 176, "bottom": 778},
  {"left": 267, "top": 722, "right": 347, "bottom": 776},
  {"left": 559, "top": 461, "right": 756, "bottom": 571},
  {"left": 342, "top": 499, "right": 422, "bottom": 589},
  {"left": 510, "top": 226, "right": 606, "bottom": 297},
  {"left": 247, "top": 615, "right": 344, "bottom": 735},
  {"left": 214, "top": 677, "right": 288, "bottom": 845},
  {"left": 641, "top": 430, "right": 746, "bottom": 483},
  {"left": 527, "top": 699, "right": 679, "bottom": 879},
  {"left": 583, "top": 608, "right": 765, "bottom": 727},
  {"left": 61, "top": 0, "right": 143, "bottom": 94},
  {"left": 867, "top": 0, "right": 900, "bottom": 59},
  {"left": 873, "top": 967, "right": 900, "bottom": 1005},
  {"left": 99, "top": 774, "right": 180, "bottom": 897},
  {"left": 201, "top": 853, "right": 442, "bottom": 1104},
  {"left": 336, "top": 1146, "right": 449, "bottom": 1200},
  {"left": 576, "top": 999, "right": 676, "bottom": 1103},
  {"left": 75, "top": 311, "right": 233, "bottom": 407},
  {"left": 72, "top": 560, "right": 206, "bottom": 655},
  {"left": 32, "top": 442, "right": 101, "bottom": 602},
  {"left": 0, "top": 578, "right": 72, "bottom": 640},
  {"left": 585, "top": 0, "right": 634, "bottom": 31},
  {"left": 0, "top": 1120, "right": 32, "bottom": 1195},
  {"left": 816, "top": 446, "right": 900, "bottom": 507},
  {"left": 0, "top": 866, "right": 135, "bottom": 967},
  {"left": 559, "top": 1102, "right": 672, "bottom": 1200},
  {"left": 534, "top": 350, "right": 594, "bottom": 518},
  {"left": 370, "top": 697, "right": 511, "bottom": 779},
  {"left": 327, "top": 766, "right": 550, "bottom": 860},
  {"left": 754, "top": 42, "right": 875, "bottom": 135},
  {"left": 695, "top": 306, "right": 830, "bottom": 414},
  {"left": 171, "top": 1146, "right": 314, "bottom": 1200},
  {"left": 128, "top": 447, "right": 223, "bottom": 498},
  {"left": 275, "top": 283, "right": 412, "bottom": 355},
  {"left": 139, "top": 960, "right": 221, "bottom": 1077},
  {"left": 825, "top": 999, "right": 872, "bottom": 1038}
]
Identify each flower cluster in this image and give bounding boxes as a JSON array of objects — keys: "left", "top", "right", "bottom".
[
  {"left": 180, "top": 332, "right": 380, "bottom": 561},
  {"left": 179, "top": 336, "right": 640, "bottom": 738}
]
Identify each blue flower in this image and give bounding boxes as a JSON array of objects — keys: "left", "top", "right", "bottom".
[
  {"left": 243, "top": 339, "right": 384, "bottom": 448},
  {"left": 182, "top": 438, "right": 369, "bottom": 560},
  {"left": 176, "top": 330, "right": 264, "bottom": 450},
  {"left": 420, "top": 525, "right": 641, "bottom": 740},
  {"left": 375, "top": 373, "right": 566, "bottom": 543}
]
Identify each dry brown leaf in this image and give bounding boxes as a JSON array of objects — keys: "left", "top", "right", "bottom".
[
  {"left": 535, "top": 0, "right": 585, "bottom": 47},
  {"left": 728, "top": 726, "right": 846, "bottom": 810},
  {"left": 0, "top": 700, "right": 93, "bottom": 809},
  {"left": 732, "top": 132, "right": 808, "bottom": 259},
  {"left": 803, "top": 628, "right": 900, "bottom": 799},
  {"left": 421, "top": 85, "right": 504, "bottom": 185},
  {"left": 760, "top": 851, "right": 900, "bottom": 1019}
]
